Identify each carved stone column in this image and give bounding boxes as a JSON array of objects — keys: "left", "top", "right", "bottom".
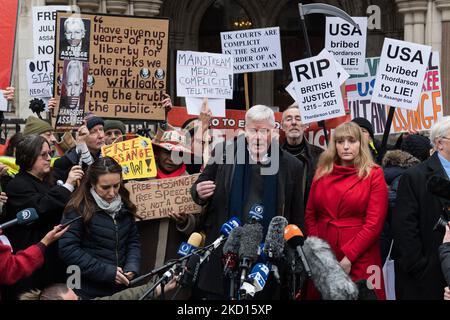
[
  {"left": 437, "top": 0, "right": 450, "bottom": 115},
  {"left": 45, "top": 0, "right": 71, "bottom": 4},
  {"left": 134, "top": 0, "right": 162, "bottom": 17},
  {"left": 106, "top": 0, "right": 128, "bottom": 14},
  {"left": 77, "top": 0, "right": 100, "bottom": 12},
  {"left": 396, "top": 0, "right": 428, "bottom": 43}
]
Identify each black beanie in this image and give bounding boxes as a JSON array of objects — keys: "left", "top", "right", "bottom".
[
  {"left": 401, "top": 134, "right": 432, "bottom": 162},
  {"left": 86, "top": 116, "right": 104, "bottom": 131},
  {"left": 352, "top": 117, "right": 375, "bottom": 140}
]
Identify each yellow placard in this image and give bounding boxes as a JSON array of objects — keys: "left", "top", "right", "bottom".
[{"left": 101, "top": 136, "right": 157, "bottom": 180}]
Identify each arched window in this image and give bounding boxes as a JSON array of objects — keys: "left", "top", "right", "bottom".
[{"left": 198, "top": 0, "right": 253, "bottom": 110}]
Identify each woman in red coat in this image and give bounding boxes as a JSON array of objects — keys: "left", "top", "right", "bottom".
[{"left": 305, "top": 122, "right": 388, "bottom": 299}]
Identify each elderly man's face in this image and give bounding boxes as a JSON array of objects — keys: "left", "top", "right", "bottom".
[
  {"left": 245, "top": 119, "right": 274, "bottom": 158},
  {"left": 67, "top": 67, "right": 82, "bottom": 97},
  {"left": 282, "top": 108, "right": 306, "bottom": 142},
  {"left": 65, "top": 22, "right": 85, "bottom": 47},
  {"left": 436, "top": 128, "right": 450, "bottom": 161}
]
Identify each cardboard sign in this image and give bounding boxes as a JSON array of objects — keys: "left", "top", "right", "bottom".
[
  {"left": 55, "top": 60, "right": 89, "bottom": 130},
  {"left": 176, "top": 51, "right": 233, "bottom": 99},
  {"left": 348, "top": 53, "right": 442, "bottom": 134},
  {"left": 101, "top": 136, "right": 157, "bottom": 180},
  {"left": 54, "top": 12, "right": 169, "bottom": 121},
  {"left": 221, "top": 27, "right": 282, "bottom": 73},
  {"left": 26, "top": 59, "right": 53, "bottom": 98},
  {"left": 325, "top": 17, "right": 367, "bottom": 74},
  {"left": 371, "top": 38, "right": 431, "bottom": 111},
  {"left": 125, "top": 174, "right": 201, "bottom": 221},
  {"left": 0, "top": 0, "right": 19, "bottom": 89},
  {"left": 290, "top": 51, "right": 345, "bottom": 124},
  {"left": 33, "top": 6, "right": 71, "bottom": 61}
]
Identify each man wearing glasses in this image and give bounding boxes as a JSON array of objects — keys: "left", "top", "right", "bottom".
[
  {"left": 60, "top": 17, "right": 89, "bottom": 61},
  {"left": 392, "top": 117, "right": 450, "bottom": 300}
]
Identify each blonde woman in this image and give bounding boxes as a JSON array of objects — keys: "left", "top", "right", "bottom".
[{"left": 304, "top": 122, "right": 388, "bottom": 299}]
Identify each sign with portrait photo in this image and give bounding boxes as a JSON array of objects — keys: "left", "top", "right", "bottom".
[{"left": 53, "top": 12, "right": 169, "bottom": 121}]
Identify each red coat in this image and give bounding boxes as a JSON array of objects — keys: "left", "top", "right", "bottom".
[
  {"left": 305, "top": 164, "right": 388, "bottom": 299},
  {"left": 0, "top": 242, "right": 45, "bottom": 286}
]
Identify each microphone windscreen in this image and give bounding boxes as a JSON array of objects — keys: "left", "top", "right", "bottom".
[
  {"left": 303, "top": 236, "right": 359, "bottom": 300},
  {"left": 223, "top": 226, "right": 243, "bottom": 255},
  {"left": 187, "top": 232, "right": 203, "bottom": 247},
  {"left": 264, "top": 216, "right": 288, "bottom": 260},
  {"left": 17, "top": 208, "right": 39, "bottom": 225},
  {"left": 427, "top": 175, "right": 450, "bottom": 200},
  {"left": 238, "top": 223, "right": 263, "bottom": 261},
  {"left": 284, "top": 224, "right": 304, "bottom": 247}
]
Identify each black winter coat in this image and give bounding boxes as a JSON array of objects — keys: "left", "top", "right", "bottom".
[
  {"left": 392, "top": 152, "right": 449, "bottom": 299},
  {"left": 1, "top": 171, "right": 72, "bottom": 298},
  {"left": 59, "top": 205, "right": 141, "bottom": 299},
  {"left": 53, "top": 147, "right": 100, "bottom": 181},
  {"left": 191, "top": 136, "right": 304, "bottom": 297},
  {"left": 439, "top": 242, "right": 450, "bottom": 288}
]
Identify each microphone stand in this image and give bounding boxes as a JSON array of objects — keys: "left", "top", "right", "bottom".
[{"left": 138, "top": 274, "right": 169, "bottom": 300}]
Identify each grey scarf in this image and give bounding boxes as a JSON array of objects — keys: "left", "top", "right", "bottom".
[{"left": 90, "top": 187, "right": 123, "bottom": 218}]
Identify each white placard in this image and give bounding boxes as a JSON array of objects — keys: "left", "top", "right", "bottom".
[
  {"left": 286, "top": 49, "right": 348, "bottom": 103},
  {"left": 0, "top": 92, "right": 7, "bottom": 112},
  {"left": 290, "top": 54, "right": 345, "bottom": 124},
  {"left": 371, "top": 38, "right": 432, "bottom": 111},
  {"left": 220, "top": 27, "right": 282, "bottom": 74},
  {"left": 26, "top": 59, "right": 53, "bottom": 98},
  {"left": 325, "top": 17, "right": 367, "bottom": 74},
  {"left": 185, "top": 97, "right": 226, "bottom": 117},
  {"left": 176, "top": 51, "right": 233, "bottom": 99},
  {"left": 32, "top": 6, "right": 71, "bottom": 61}
]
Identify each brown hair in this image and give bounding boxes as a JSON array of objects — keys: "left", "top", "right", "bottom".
[
  {"left": 315, "top": 122, "right": 376, "bottom": 180},
  {"left": 64, "top": 157, "right": 136, "bottom": 224},
  {"left": 19, "top": 284, "right": 69, "bottom": 300},
  {"left": 16, "top": 135, "right": 49, "bottom": 173}
]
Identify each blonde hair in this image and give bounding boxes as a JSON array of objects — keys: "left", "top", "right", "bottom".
[{"left": 315, "top": 122, "right": 376, "bottom": 180}]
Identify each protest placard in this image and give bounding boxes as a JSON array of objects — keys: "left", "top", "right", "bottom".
[
  {"left": 348, "top": 53, "right": 442, "bottom": 134},
  {"left": 101, "top": 136, "right": 157, "bottom": 180},
  {"left": 54, "top": 12, "right": 169, "bottom": 121},
  {"left": 371, "top": 38, "right": 431, "bottom": 111},
  {"left": 176, "top": 51, "right": 233, "bottom": 99},
  {"left": 221, "top": 27, "right": 282, "bottom": 74},
  {"left": 286, "top": 50, "right": 348, "bottom": 104},
  {"left": 33, "top": 6, "right": 71, "bottom": 61},
  {"left": 26, "top": 59, "right": 53, "bottom": 98},
  {"left": 325, "top": 17, "right": 367, "bottom": 74},
  {"left": 125, "top": 174, "right": 201, "bottom": 221},
  {"left": 290, "top": 52, "right": 345, "bottom": 124},
  {"left": 185, "top": 97, "right": 225, "bottom": 117}
]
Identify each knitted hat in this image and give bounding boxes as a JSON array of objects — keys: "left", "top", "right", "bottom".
[
  {"left": 352, "top": 117, "right": 375, "bottom": 140},
  {"left": 86, "top": 116, "right": 104, "bottom": 131},
  {"left": 401, "top": 134, "right": 432, "bottom": 162},
  {"left": 104, "top": 120, "right": 126, "bottom": 135},
  {"left": 23, "top": 116, "right": 53, "bottom": 136},
  {"left": 152, "top": 130, "right": 192, "bottom": 154}
]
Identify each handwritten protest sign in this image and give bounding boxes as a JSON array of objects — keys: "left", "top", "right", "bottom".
[
  {"left": 347, "top": 53, "right": 442, "bottom": 134},
  {"left": 33, "top": 6, "right": 71, "bottom": 61},
  {"left": 176, "top": 51, "right": 233, "bottom": 99},
  {"left": 0, "top": 0, "right": 19, "bottom": 90},
  {"left": 325, "top": 17, "right": 367, "bottom": 74},
  {"left": 102, "top": 136, "right": 157, "bottom": 180},
  {"left": 290, "top": 50, "right": 345, "bottom": 124},
  {"left": 220, "top": 27, "right": 282, "bottom": 73},
  {"left": 26, "top": 59, "right": 53, "bottom": 98},
  {"left": 371, "top": 38, "right": 431, "bottom": 111},
  {"left": 125, "top": 174, "right": 201, "bottom": 220},
  {"left": 54, "top": 12, "right": 169, "bottom": 121}
]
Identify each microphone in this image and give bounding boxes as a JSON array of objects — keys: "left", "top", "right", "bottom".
[
  {"left": 177, "top": 232, "right": 203, "bottom": 257},
  {"left": 263, "top": 216, "right": 288, "bottom": 283},
  {"left": 222, "top": 226, "right": 243, "bottom": 277},
  {"left": 177, "top": 233, "right": 204, "bottom": 288},
  {"left": 427, "top": 175, "right": 450, "bottom": 200},
  {"left": 284, "top": 224, "right": 312, "bottom": 278},
  {"left": 201, "top": 216, "right": 241, "bottom": 264},
  {"left": 248, "top": 204, "right": 264, "bottom": 223},
  {"left": 239, "top": 263, "right": 270, "bottom": 299},
  {"left": 303, "top": 236, "right": 359, "bottom": 300},
  {"left": 238, "top": 223, "right": 263, "bottom": 285},
  {"left": 0, "top": 208, "right": 39, "bottom": 230}
]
